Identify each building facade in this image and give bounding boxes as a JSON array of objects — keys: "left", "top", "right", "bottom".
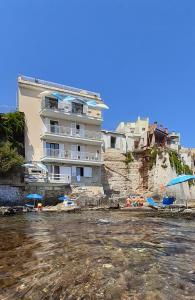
[
  {"left": 101, "top": 130, "right": 126, "bottom": 153},
  {"left": 116, "top": 117, "right": 149, "bottom": 151},
  {"left": 18, "top": 76, "right": 107, "bottom": 185}
]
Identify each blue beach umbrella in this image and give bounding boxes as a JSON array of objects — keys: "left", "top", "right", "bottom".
[
  {"left": 166, "top": 174, "right": 195, "bottom": 207},
  {"left": 58, "top": 195, "right": 70, "bottom": 201},
  {"left": 26, "top": 194, "right": 43, "bottom": 208},
  {"left": 166, "top": 175, "right": 195, "bottom": 186},
  {"left": 63, "top": 95, "right": 76, "bottom": 102},
  {"left": 51, "top": 92, "right": 64, "bottom": 100}
]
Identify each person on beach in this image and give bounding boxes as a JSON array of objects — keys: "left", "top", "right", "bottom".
[
  {"left": 125, "top": 197, "right": 131, "bottom": 207},
  {"left": 37, "top": 202, "right": 42, "bottom": 211}
]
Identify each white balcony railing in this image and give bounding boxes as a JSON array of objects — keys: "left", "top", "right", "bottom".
[
  {"left": 43, "top": 148, "right": 101, "bottom": 162},
  {"left": 48, "top": 173, "right": 71, "bottom": 184},
  {"left": 45, "top": 124, "right": 101, "bottom": 141},
  {"left": 42, "top": 99, "right": 102, "bottom": 120}
]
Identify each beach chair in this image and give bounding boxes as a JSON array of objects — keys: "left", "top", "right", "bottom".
[
  {"left": 162, "top": 197, "right": 175, "bottom": 206},
  {"left": 146, "top": 198, "right": 159, "bottom": 210}
]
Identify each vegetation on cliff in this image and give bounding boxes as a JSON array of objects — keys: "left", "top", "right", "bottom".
[
  {"left": 0, "top": 141, "right": 24, "bottom": 174},
  {"left": 123, "top": 151, "right": 134, "bottom": 167},
  {"left": 148, "top": 147, "right": 158, "bottom": 170},
  {"left": 0, "top": 111, "right": 25, "bottom": 154},
  {"left": 0, "top": 111, "right": 24, "bottom": 174},
  {"left": 169, "top": 150, "right": 193, "bottom": 175}
]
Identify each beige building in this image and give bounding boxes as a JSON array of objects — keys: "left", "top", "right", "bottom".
[
  {"left": 116, "top": 117, "right": 149, "bottom": 151},
  {"left": 18, "top": 76, "right": 108, "bottom": 185}
]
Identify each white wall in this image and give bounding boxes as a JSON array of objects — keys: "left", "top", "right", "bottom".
[{"left": 102, "top": 132, "right": 126, "bottom": 153}]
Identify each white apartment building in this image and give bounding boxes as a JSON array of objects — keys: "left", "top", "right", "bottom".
[{"left": 18, "top": 76, "right": 108, "bottom": 185}]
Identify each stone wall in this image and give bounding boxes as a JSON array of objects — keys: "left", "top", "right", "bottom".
[
  {"left": 0, "top": 185, "right": 24, "bottom": 206},
  {"left": 102, "top": 148, "right": 194, "bottom": 202},
  {"left": 101, "top": 149, "right": 143, "bottom": 197},
  {"left": 148, "top": 152, "right": 192, "bottom": 203}
]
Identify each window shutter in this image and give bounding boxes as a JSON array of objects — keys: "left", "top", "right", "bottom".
[
  {"left": 58, "top": 100, "right": 65, "bottom": 110},
  {"left": 83, "top": 105, "right": 88, "bottom": 114},
  {"left": 80, "top": 124, "right": 85, "bottom": 137},
  {"left": 72, "top": 166, "right": 76, "bottom": 176},
  {"left": 84, "top": 167, "right": 92, "bottom": 177},
  {"left": 71, "top": 123, "right": 76, "bottom": 135},
  {"left": 71, "top": 145, "right": 77, "bottom": 159},
  {"left": 64, "top": 101, "right": 72, "bottom": 112},
  {"left": 59, "top": 143, "right": 64, "bottom": 158}
]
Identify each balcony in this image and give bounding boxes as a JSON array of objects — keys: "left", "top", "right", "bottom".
[
  {"left": 48, "top": 173, "right": 71, "bottom": 184},
  {"left": 41, "top": 124, "right": 102, "bottom": 145},
  {"left": 42, "top": 148, "right": 103, "bottom": 166},
  {"left": 40, "top": 99, "right": 102, "bottom": 125}
]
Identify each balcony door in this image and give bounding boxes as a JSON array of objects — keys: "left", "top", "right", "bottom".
[
  {"left": 45, "top": 97, "right": 58, "bottom": 109},
  {"left": 72, "top": 102, "right": 83, "bottom": 114},
  {"left": 71, "top": 144, "right": 85, "bottom": 159},
  {"left": 54, "top": 165, "right": 60, "bottom": 180},
  {"left": 50, "top": 120, "right": 59, "bottom": 134},
  {"left": 46, "top": 142, "right": 59, "bottom": 157},
  {"left": 60, "top": 166, "right": 71, "bottom": 183},
  {"left": 71, "top": 123, "right": 85, "bottom": 137}
]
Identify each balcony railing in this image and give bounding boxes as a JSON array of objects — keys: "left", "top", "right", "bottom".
[
  {"left": 45, "top": 124, "right": 101, "bottom": 141},
  {"left": 48, "top": 173, "right": 71, "bottom": 184},
  {"left": 43, "top": 148, "right": 101, "bottom": 162},
  {"left": 42, "top": 99, "right": 102, "bottom": 120}
]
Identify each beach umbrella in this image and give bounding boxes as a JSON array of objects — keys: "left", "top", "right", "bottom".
[
  {"left": 36, "top": 163, "right": 48, "bottom": 172},
  {"left": 63, "top": 95, "right": 76, "bottom": 102},
  {"left": 96, "top": 103, "right": 109, "bottom": 109},
  {"left": 166, "top": 174, "right": 195, "bottom": 207},
  {"left": 166, "top": 175, "right": 195, "bottom": 186},
  {"left": 22, "top": 163, "right": 36, "bottom": 168},
  {"left": 86, "top": 100, "right": 97, "bottom": 107},
  {"left": 39, "top": 91, "right": 51, "bottom": 98},
  {"left": 58, "top": 195, "right": 70, "bottom": 201},
  {"left": 51, "top": 92, "right": 64, "bottom": 100},
  {"left": 86, "top": 100, "right": 109, "bottom": 109},
  {"left": 26, "top": 194, "right": 43, "bottom": 208}
]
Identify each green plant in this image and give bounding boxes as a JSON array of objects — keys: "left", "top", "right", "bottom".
[
  {"left": 0, "top": 111, "right": 24, "bottom": 154},
  {"left": 0, "top": 141, "right": 24, "bottom": 174},
  {"left": 123, "top": 151, "right": 134, "bottom": 167},
  {"left": 169, "top": 150, "right": 184, "bottom": 175},
  {"left": 148, "top": 147, "right": 158, "bottom": 170},
  {"left": 168, "top": 150, "right": 194, "bottom": 186}
]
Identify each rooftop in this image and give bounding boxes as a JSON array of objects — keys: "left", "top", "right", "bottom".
[{"left": 18, "top": 75, "right": 101, "bottom": 99}]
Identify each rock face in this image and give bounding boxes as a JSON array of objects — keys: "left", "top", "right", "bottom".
[
  {"left": 102, "top": 148, "right": 194, "bottom": 202},
  {"left": 101, "top": 149, "right": 143, "bottom": 198}
]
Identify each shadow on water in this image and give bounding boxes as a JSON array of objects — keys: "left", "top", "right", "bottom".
[{"left": 0, "top": 211, "right": 195, "bottom": 300}]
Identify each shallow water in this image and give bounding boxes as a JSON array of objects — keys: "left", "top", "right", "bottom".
[{"left": 0, "top": 211, "right": 195, "bottom": 300}]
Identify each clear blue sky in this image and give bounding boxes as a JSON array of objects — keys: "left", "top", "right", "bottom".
[{"left": 0, "top": 0, "right": 194, "bottom": 146}]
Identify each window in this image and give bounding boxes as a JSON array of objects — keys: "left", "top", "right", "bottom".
[
  {"left": 72, "top": 102, "right": 83, "bottom": 114},
  {"left": 76, "top": 167, "right": 84, "bottom": 177},
  {"left": 46, "top": 142, "right": 59, "bottom": 149},
  {"left": 84, "top": 167, "right": 92, "bottom": 177},
  {"left": 45, "top": 97, "right": 58, "bottom": 109},
  {"left": 46, "top": 143, "right": 59, "bottom": 156},
  {"left": 50, "top": 120, "right": 59, "bottom": 133},
  {"left": 111, "top": 136, "right": 116, "bottom": 148}
]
